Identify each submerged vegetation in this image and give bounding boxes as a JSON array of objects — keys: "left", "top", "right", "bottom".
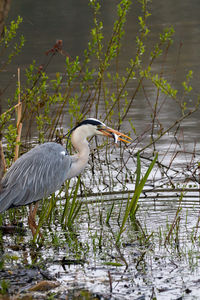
[{"left": 0, "top": 0, "right": 200, "bottom": 298}]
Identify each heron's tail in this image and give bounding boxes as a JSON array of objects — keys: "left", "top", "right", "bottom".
[
  {"left": 0, "top": 188, "right": 15, "bottom": 213},
  {"left": 0, "top": 187, "right": 27, "bottom": 213}
]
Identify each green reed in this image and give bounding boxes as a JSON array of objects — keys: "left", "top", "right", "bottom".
[
  {"left": 61, "top": 176, "right": 82, "bottom": 229},
  {"left": 116, "top": 152, "right": 158, "bottom": 243}
]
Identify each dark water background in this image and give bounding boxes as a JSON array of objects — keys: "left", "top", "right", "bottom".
[{"left": 3, "top": 0, "right": 200, "bottom": 143}]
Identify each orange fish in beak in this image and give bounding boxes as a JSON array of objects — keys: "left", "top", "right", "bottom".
[{"left": 98, "top": 126, "right": 132, "bottom": 144}]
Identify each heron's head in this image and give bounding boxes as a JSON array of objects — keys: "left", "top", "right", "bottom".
[{"left": 70, "top": 118, "right": 132, "bottom": 144}]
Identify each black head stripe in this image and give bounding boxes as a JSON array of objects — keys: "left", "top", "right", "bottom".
[
  {"left": 64, "top": 118, "right": 104, "bottom": 151},
  {"left": 72, "top": 118, "right": 104, "bottom": 132}
]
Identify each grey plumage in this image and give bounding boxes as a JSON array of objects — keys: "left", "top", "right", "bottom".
[{"left": 0, "top": 143, "right": 71, "bottom": 212}]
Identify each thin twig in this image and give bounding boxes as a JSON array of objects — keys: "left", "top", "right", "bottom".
[
  {"left": 14, "top": 68, "right": 22, "bottom": 161},
  {"left": 0, "top": 141, "right": 6, "bottom": 182}
]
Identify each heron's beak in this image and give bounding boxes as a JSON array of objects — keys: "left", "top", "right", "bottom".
[{"left": 98, "top": 126, "right": 132, "bottom": 144}]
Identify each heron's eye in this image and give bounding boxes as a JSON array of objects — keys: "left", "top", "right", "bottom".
[{"left": 97, "top": 125, "right": 103, "bottom": 130}]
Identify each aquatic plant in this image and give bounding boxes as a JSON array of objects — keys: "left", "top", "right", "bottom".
[
  {"left": 116, "top": 152, "right": 158, "bottom": 243},
  {"left": 0, "top": 279, "right": 10, "bottom": 295}
]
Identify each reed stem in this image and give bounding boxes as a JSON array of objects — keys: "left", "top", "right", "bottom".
[{"left": 14, "top": 68, "right": 22, "bottom": 162}]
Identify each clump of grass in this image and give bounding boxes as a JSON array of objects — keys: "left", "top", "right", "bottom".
[
  {"left": 116, "top": 152, "right": 158, "bottom": 243},
  {"left": 0, "top": 279, "right": 10, "bottom": 295},
  {"left": 61, "top": 176, "right": 82, "bottom": 229}
]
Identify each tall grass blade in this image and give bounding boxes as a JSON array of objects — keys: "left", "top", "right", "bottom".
[
  {"left": 33, "top": 198, "right": 49, "bottom": 243},
  {"left": 116, "top": 152, "right": 158, "bottom": 243},
  {"left": 61, "top": 176, "right": 82, "bottom": 229},
  {"left": 106, "top": 202, "right": 115, "bottom": 224},
  {"left": 67, "top": 177, "right": 80, "bottom": 222},
  {"left": 61, "top": 181, "right": 74, "bottom": 224},
  {"left": 135, "top": 152, "right": 141, "bottom": 188}
]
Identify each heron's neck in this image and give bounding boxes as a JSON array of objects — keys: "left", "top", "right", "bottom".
[{"left": 67, "top": 132, "right": 90, "bottom": 179}]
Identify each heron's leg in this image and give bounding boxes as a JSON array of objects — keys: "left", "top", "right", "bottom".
[
  {"left": 28, "top": 202, "right": 42, "bottom": 238},
  {"left": 32, "top": 201, "right": 39, "bottom": 220},
  {"left": 28, "top": 203, "right": 37, "bottom": 236}
]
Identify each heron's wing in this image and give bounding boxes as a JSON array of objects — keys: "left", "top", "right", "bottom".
[{"left": 0, "top": 142, "right": 71, "bottom": 212}]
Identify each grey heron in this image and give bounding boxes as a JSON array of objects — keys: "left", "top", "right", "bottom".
[{"left": 0, "top": 118, "right": 131, "bottom": 235}]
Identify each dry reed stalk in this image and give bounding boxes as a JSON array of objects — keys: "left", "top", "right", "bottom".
[
  {"left": 0, "top": 102, "right": 21, "bottom": 117},
  {"left": 0, "top": 140, "right": 6, "bottom": 183},
  {"left": 14, "top": 68, "right": 22, "bottom": 162}
]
